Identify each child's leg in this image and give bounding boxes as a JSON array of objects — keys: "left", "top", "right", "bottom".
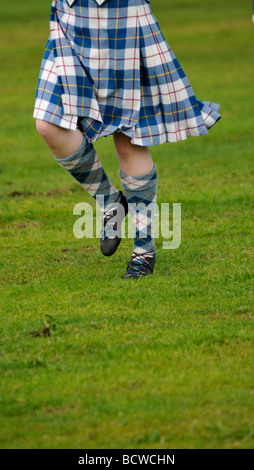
[
  {"left": 36, "top": 120, "right": 84, "bottom": 159},
  {"left": 114, "top": 132, "right": 157, "bottom": 259},
  {"left": 36, "top": 120, "right": 120, "bottom": 210},
  {"left": 35, "top": 119, "right": 131, "bottom": 258},
  {"left": 113, "top": 131, "right": 154, "bottom": 176}
]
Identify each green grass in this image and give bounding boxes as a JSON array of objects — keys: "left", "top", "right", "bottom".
[{"left": 0, "top": 0, "right": 253, "bottom": 449}]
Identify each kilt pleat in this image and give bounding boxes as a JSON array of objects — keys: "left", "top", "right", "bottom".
[{"left": 33, "top": 0, "right": 221, "bottom": 146}]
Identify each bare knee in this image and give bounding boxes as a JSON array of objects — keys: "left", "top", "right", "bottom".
[
  {"left": 36, "top": 120, "right": 57, "bottom": 142},
  {"left": 113, "top": 131, "right": 133, "bottom": 160},
  {"left": 35, "top": 120, "right": 84, "bottom": 158},
  {"left": 35, "top": 120, "right": 68, "bottom": 154}
]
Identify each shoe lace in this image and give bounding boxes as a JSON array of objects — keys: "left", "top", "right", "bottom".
[
  {"left": 102, "top": 208, "right": 118, "bottom": 239},
  {"left": 126, "top": 250, "right": 155, "bottom": 276}
]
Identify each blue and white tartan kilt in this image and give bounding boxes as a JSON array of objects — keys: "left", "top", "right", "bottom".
[{"left": 33, "top": 0, "right": 221, "bottom": 146}]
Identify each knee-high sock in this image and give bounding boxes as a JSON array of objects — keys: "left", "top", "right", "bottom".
[
  {"left": 53, "top": 136, "right": 119, "bottom": 211},
  {"left": 119, "top": 164, "right": 158, "bottom": 255}
]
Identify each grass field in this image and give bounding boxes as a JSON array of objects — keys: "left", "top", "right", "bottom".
[{"left": 0, "top": 0, "right": 253, "bottom": 449}]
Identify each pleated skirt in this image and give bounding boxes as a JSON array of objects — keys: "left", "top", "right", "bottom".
[{"left": 33, "top": 0, "right": 221, "bottom": 146}]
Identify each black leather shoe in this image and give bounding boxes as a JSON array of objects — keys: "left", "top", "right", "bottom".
[
  {"left": 100, "top": 191, "right": 128, "bottom": 256},
  {"left": 123, "top": 250, "right": 156, "bottom": 279}
]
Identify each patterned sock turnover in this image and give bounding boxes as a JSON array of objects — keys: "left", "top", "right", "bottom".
[
  {"left": 119, "top": 164, "right": 158, "bottom": 256},
  {"left": 53, "top": 136, "right": 119, "bottom": 211}
]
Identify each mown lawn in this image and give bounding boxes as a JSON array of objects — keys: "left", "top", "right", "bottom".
[{"left": 0, "top": 0, "right": 253, "bottom": 449}]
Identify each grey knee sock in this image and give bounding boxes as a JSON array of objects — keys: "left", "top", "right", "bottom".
[
  {"left": 119, "top": 164, "right": 158, "bottom": 255},
  {"left": 53, "top": 136, "right": 120, "bottom": 211}
]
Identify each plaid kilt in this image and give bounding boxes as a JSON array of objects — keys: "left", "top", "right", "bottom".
[{"left": 33, "top": 0, "right": 221, "bottom": 146}]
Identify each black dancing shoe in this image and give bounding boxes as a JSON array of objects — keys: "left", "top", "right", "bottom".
[
  {"left": 123, "top": 250, "right": 156, "bottom": 279},
  {"left": 100, "top": 190, "right": 128, "bottom": 257}
]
